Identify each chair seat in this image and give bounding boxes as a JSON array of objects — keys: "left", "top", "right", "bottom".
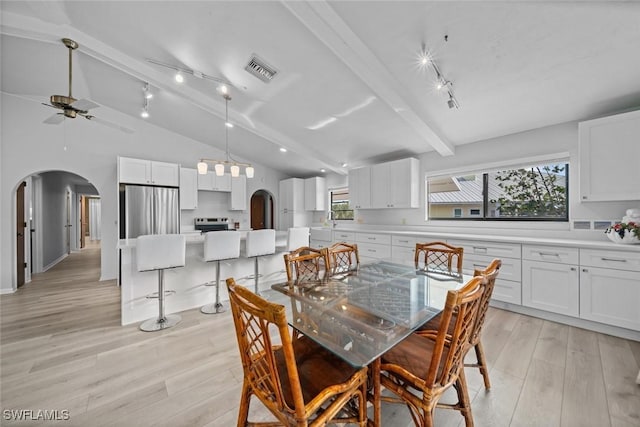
[
  {"left": 382, "top": 333, "right": 445, "bottom": 384},
  {"left": 275, "top": 335, "right": 363, "bottom": 408}
]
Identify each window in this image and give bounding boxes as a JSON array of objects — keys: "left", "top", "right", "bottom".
[
  {"left": 428, "top": 162, "right": 568, "bottom": 221},
  {"left": 330, "top": 188, "right": 354, "bottom": 220}
]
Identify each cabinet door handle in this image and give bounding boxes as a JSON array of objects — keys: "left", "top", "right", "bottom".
[
  {"left": 570, "top": 267, "right": 576, "bottom": 271},
  {"left": 600, "top": 257, "right": 627, "bottom": 262},
  {"left": 368, "top": 237, "right": 376, "bottom": 240},
  {"left": 473, "top": 246, "right": 488, "bottom": 253},
  {"left": 398, "top": 240, "right": 409, "bottom": 243},
  {"left": 367, "top": 249, "right": 376, "bottom": 252},
  {"left": 538, "top": 252, "right": 560, "bottom": 257},
  {"left": 582, "top": 268, "right": 588, "bottom": 273}
]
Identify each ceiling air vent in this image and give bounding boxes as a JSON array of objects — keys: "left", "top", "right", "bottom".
[{"left": 244, "top": 55, "right": 277, "bottom": 83}]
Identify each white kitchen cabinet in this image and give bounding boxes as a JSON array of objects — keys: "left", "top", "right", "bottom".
[
  {"left": 179, "top": 168, "right": 198, "bottom": 210},
  {"left": 333, "top": 231, "right": 356, "bottom": 243},
  {"left": 579, "top": 248, "right": 640, "bottom": 331},
  {"left": 230, "top": 175, "right": 247, "bottom": 211},
  {"left": 348, "top": 167, "right": 371, "bottom": 209},
  {"left": 450, "top": 239, "right": 522, "bottom": 305},
  {"left": 310, "top": 228, "right": 332, "bottom": 249},
  {"left": 118, "top": 157, "right": 179, "bottom": 186},
  {"left": 197, "top": 172, "right": 231, "bottom": 192},
  {"left": 522, "top": 259, "right": 579, "bottom": 317},
  {"left": 578, "top": 109, "right": 640, "bottom": 202},
  {"left": 304, "top": 177, "right": 326, "bottom": 211},
  {"left": 279, "top": 178, "right": 307, "bottom": 229},
  {"left": 371, "top": 158, "right": 419, "bottom": 209}
]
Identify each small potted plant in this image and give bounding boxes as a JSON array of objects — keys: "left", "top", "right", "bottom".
[{"left": 605, "top": 221, "right": 640, "bottom": 244}]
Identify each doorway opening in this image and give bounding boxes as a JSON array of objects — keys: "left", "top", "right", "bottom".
[
  {"left": 13, "top": 170, "right": 100, "bottom": 289},
  {"left": 250, "top": 190, "right": 274, "bottom": 230}
]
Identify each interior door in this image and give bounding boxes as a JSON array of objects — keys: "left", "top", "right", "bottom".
[
  {"left": 80, "top": 196, "right": 86, "bottom": 248},
  {"left": 251, "top": 193, "right": 266, "bottom": 230},
  {"left": 16, "top": 181, "right": 26, "bottom": 288}
]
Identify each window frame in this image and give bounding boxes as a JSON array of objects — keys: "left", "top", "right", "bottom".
[
  {"left": 329, "top": 188, "right": 354, "bottom": 221},
  {"left": 427, "top": 160, "right": 570, "bottom": 222}
]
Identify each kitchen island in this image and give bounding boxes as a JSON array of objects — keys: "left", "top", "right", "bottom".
[{"left": 118, "top": 231, "right": 287, "bottom": 325}]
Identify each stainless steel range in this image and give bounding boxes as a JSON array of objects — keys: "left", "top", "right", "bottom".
[{"left": 194, "top": 217, "right": 230, "bottom": 233}]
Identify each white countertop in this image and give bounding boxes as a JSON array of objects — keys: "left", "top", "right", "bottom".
[
  {"left": 118, "top": 230, "right": 287, "bottom": 249},
  {"left": 312, "top": 226, "right": 640, "bottom": 252}
]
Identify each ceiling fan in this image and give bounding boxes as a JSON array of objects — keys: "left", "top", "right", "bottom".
[{"left": 42, "top": 38, "right": 133, "bottom": 133}]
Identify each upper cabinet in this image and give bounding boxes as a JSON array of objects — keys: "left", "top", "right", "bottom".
[
  {"left": 579, "top": 109, "right": 640, "bottom": 202},
  {"left": 304, "top": 177, "right": 326, "bottom": 211},
  {"left": 179, "top": 168, "right": 198, "bottom": 210},
  {"left": 118, "top": 157, "right": 179, "bottom": 187},
  {"left": 355, "top": 158, "right": 419, "bottom": 209},
  {"left": 230, "top": 175, "right": 247, "bottom": 211},
  {"left": 197, "top": 171, "right": 231, "bottom": 192},
  {"left": 348, "top": 167, "right": 371, "bottom": 209},
  {"left": 279, "top": 178, "right": 305, "bottom": 213}
]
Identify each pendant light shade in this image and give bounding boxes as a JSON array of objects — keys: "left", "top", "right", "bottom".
[{"left": 196, "top": 89, "right": 254, "bottom": 177}]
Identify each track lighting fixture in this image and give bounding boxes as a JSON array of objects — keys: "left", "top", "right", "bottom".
[
  {"left": 418, "top": 43, "right": 460, "bottom": 109},
  {"left": 141, "top": 83, "right": 151, "bottom": 118},
  {"left": 147, "top": 59, "right": 233, "bottom": 88}
]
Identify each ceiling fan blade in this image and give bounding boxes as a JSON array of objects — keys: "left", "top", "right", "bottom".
[
  {"left": 84, "top": 115, "right": 134, "bottom": 134},
  {"left": 72, "top": 99, "right": 100, "bottom": 111},
  {"left": 43, "top": 113, "right": 65, "bottom": 124},
  {"left": 42, "top": 102, "right": 59, "bottom": 109}
]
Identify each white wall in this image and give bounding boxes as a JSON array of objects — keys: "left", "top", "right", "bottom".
[
  {"left": 40, "top": 172, "right": 71, "bottom": 268},
  {"left": 1, "top": 93, "right": 288, "bottom": 293},
  {"left": 331, "top": 121, "right": 637, "bottom": 240}
]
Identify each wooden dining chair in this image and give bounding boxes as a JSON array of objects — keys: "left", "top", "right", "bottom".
[
  {"left": 326, "top": 242, "right": 360, "bottom": 275},
  {"left": 415, "top": 241, "right": 464, "bottom": 275},
  {"left": 419, "top": 259, "right": 502, "bottom": 389},
  {"left": 379, "top": 276, "right": 485, "bottom": 427},
  {"left": 283, "top": 246, "right": 329, "bottom": 281},
  {"left": 226, "top": 278, "right": 368, "bottom": 427}
]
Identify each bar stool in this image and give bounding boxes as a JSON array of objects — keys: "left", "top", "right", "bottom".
[
  {"left": 137, "top": 234, "right": 186, "bottom": 332},
  {"left": 277, "top": 227, "right": 310, "bottom": 252},
  {"left": 201, "top": 230, "right": 241, "bottom": 314},
  {"left": 245, "top": 229, "right": 276, "bottom": 295}
]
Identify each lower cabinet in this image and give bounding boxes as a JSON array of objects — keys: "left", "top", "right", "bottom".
[
  {"left": 522, "top": 260, "right": 579, "bottom": 317},
  {"left": 579, "top": 249, "right": 640, "bottom": 331}
]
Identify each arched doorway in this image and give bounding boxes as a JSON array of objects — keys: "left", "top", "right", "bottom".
[
  {"left": 250, "top": 190, "right": 274, "bottom": 230},
  {"left": 13, "top": 170, "right": 100, "bottom": 287}
]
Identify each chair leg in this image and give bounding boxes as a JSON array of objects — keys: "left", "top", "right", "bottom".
[
  {"left": 201, "top": 260, "right": 225, "bottom": 314},
  {"left": 236, "top": 380, "right": 251, "bottom": 427},
  {"left": 474, "top": 341, "right": 491, "bottom": 390},
  {"left": 455, "top": 369, "right": 474, "bottom": 427}
]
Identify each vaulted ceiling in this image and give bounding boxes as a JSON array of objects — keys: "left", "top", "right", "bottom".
[{"left": 2, "top": 1, "right": 640, "bottom": 177}]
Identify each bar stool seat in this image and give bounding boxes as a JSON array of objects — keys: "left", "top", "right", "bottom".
[
  {"left": 276, "top": 227, "right": 310, "bottom": 252},
  {"left": 137, "top": 234, "right": 186, "bottom": 332},
  {"left": 201, "top": 231, "right": 241, "bottom": 314},
  {"left": 245, "top": 229, "right": 276, "bottom": 295}
]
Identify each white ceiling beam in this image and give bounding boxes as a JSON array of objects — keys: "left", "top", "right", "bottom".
[
  {"left": 282, "top": 0, "right": 455, "bottom": 156},
  {"left": 1, "top": 11, "right": 346, "bottom": 175}
]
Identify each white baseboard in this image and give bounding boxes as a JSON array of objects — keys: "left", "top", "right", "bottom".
[
  {"left": 43, "top": 253, "right": 68, "bottom": 272},
  {"left": 490, "top": 300, "right": 640, "bottom": 342},
  {"left": 0, "top": 288, "right": 16, "bottom": 294}
]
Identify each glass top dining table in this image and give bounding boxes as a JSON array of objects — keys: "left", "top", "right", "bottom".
[{"left": 271, "top": 260, "right": 472, "bottom": 368}]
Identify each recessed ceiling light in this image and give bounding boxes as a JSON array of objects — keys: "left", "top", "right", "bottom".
[
  {"left": 140, "top": 109, "right": 149, "bottom": 118},
  {"left": 279, "top": 147, "right": 287, "bottom": 153},
  {"left": 320, "top": 169, "right": 326, "bottom": 173},
  {"left": 175, "top": 72, "right": 184, "bottom": 83},
  {"left": 218, "top": 84, "right": 229, "bottom": 95},
  {"left": 341, "top": 162, "right": 348, "bottom": 168},
  {"left": 225, "top": 122, "right": 234, "bottom": 128}
]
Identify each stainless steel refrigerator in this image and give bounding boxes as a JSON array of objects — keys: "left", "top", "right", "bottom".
[{"left": 119, "top": 184, "right": 180, "bottom": 239}]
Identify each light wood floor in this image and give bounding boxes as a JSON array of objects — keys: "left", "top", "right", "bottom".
[{"left": 1, "top": 247, "right": 639, "bottom": 426}]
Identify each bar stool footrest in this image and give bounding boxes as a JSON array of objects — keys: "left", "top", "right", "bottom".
[
  {"left": 139, "top": 314, "right": 182, "bottom": 332},
  {"left": 145, "top": 290, "right": 176, "bottom": 299},
  {"left": 201, "top": 303, "right": 225, "bottom": 314}
]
